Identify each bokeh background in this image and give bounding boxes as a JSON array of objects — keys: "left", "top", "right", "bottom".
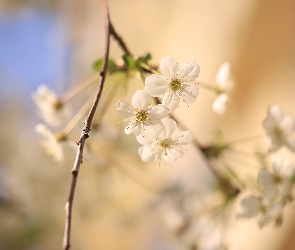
[{"left": 1, "top": 0, "right": 295, "bottom": 249}]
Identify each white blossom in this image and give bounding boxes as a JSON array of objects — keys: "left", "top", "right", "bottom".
[
  {"left": 136, "top": 118, "right": 194, "bottom": 162},
  {"left": 35, "top": 123, "right": 67, "bottom": 162},
  {"left": 144, "top": 56, "right": 200, "bottom": 113},
  {"left": 237, "top": 196, "right": 284, "bottom": 228},
  {"left": 258, "top": 158, "right": 295, "bottom": 200},
  {"left": 32, "top": 85, "right": 71, "bottom": 127},
  {"left": 212, "top": 63, "right": 234, "bottom": 115},
  {"left": 262, "top": 105, "right": 295, "bottom": 152},
  {"left": 117, "top": 90, "right": 168, "bottom": 136}
]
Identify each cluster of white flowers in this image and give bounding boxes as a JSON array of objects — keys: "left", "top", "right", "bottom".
[
  {"left": 117, "top": 56, "right": 199, "bottom": 163},
  {"left": 238, "top": 157, "right": 295, "bottom": 228},
  {"left": 263, "top": 104, "right": 295, "bottom": 152},
  {"left": 32, "top": 85, "right": 72, "bottom": 162}
]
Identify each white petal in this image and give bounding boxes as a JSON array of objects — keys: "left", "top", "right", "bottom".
[
  {"left": 281, "top": 115, "right": 295, "bottom": 133},
  {"left": 178, "top": 61, "right": 200, "bottom": 82},
  {"left": 215, "top": 63, "right": 234, "bottom": 90},
  {"left": 144, "top": 75, "right": 168, "bottom": 97},
  {"left": 160, "top": 56, "right": 178, "bottom": 79},
  {"left": 267, "top": 202, "right": 284, "bottom": 218},
  {"left": 180, "top": 84, "right": 199, "bottom": 104},
  {"left": 212, "top": 94, "right": 228, "bottom": 115},
  {"left": 170, "top": 147, "right": 184, "bottom": 159},
  {"left": 145, "top": 120, "right": 165, "bottom": 137},
  {"left": 124, "top": 123, "right": 141, "bottom": 136},
  {"left": 136, "top": 134, "right": 154, "bottom": 146},
  {"left": 269, "top": 105, "right": 284, "bottom": 123},
  {"left": 162, "top": 148, "right": 176, "bottom": 162},
  {"left": 273, "top": 158, "right": 295, "bottom": 178},
  {"left": 138, "top": 145, "right": 160, "bottom": 162},
  {"left": 117, "top": 100, "right": 134, "bottom": 118},
  {"left": 257, "top": 169, "right": 274, "bottom": 187},
  {"left": 162, "top": 92, "right": 180, "bottom": 113},
  {"left": 263, "top": 186, "right": 279, "bottom": 200},
  {"left": 174, "top": 130, "right": 194, "bottom": 145},
  {"left": 237, "top": 196, "right": 260, "bottom": 218},
  {"left": 132, "top": 90, "right": 152, "bottom": 109},
  {"left": 257, "top": 214, "right": 269, "bottom": 228},
  {"left": 286, "top": 137, "right": 295, "bottom": 152},
  {"left": 149, "top": 105, "right": 168, "bottom": 119},
  {"left": 162, "top": 118, "right": 177, "bottom": 138},
  {"left": 262, "top": 116, "right": 276, "bottom": 132}
]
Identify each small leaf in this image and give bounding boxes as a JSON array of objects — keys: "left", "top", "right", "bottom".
[
  {"left": 92, "top": 59, "right": 119, "bottom": 74},
  {"left": 122, "top": 55, "right": 136, "bottom": 69}
]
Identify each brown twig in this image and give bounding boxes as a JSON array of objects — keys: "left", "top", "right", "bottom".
[
  {"left": 62, "top": 0, "right": 111, "bottom": 249},
  {"left": 110, "top": 22, "right": 133, "bottom": 57}
]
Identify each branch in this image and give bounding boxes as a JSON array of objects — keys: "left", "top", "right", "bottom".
[
  {"left": 110, "top": 22, "right": 133, "bottom": 57},
  {"left": 62, "top": 0, "right": 111, "bottom": 249}
]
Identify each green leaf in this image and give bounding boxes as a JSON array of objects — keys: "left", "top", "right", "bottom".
[
  {"left": 143, "top": 53, "right": 152, "bottom": 62},
  {"left": 122, "top": 55, "right": 136, "bottom": 69},
  {"left": 92, "top": 59, "right": 119, "bottom": 74}
]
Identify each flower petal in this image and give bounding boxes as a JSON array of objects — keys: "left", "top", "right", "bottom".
[
  {"left": 117, "top": 100, "right": 134, "bottom": 118},
  {"left": 174, "top": 130, "right": 194, "bottom": 145},
  {"left": 149, "top": 105, "right": 168, "bottom": 119},
  {"left": 269, "top": 105, "right": 284, "bottom": 123},
  {"left": 257, "top": 169, "right": 274, "bottom": 187},
  {"left": 136, "top": 134, "right": 155, "bottom": 146},
  {"left": 160, "top": 56, "right": 178, "bottom": 80},
  {"left": 124, "top": 123, "right": 141, "bottom": 136},
  {"left": 177, "top": 61, "right": 200, "bottom": 82},
  {"left": 138, "top": 145, "right": 161, "bottom": 162},
  {"left": 281, "top": 115, "right": 295, "bottom": 133},
  {"left": 162, "top": 92, "right": 180, "bottom": 113},
  {"left": 144, "top": 75, "right": 168, "bottom": 97},
  {"left": 181, "top": 84, "right": 199, "bottom": 104},
  {"left": 145, "top": 120, "right": 165, "bottom": 137},
  {"left": 162, "top": 118, "right": 177, "bottom": 138},
  {"left": 273, "top": 158, "right": 295, "bottom": 178},
  {"left": 162, "top": 147, "right": 178, "bottom": 162},
  {"left": 237, "top": 196, "right": 260, "bottom": 218},
  {"left": 212, "top": 94, "right": 228, "bottom": 115},
  {"left": 215, "top": 63, "right": 234, "bottom": 90},
  {"left": 132, "top": 90, "right": 152, "bottom": 109}
]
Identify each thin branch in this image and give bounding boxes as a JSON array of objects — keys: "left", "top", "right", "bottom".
[
  {"left": 62, "top": 0, "right": 111, "bottom": 249},
  {"left": 110, "top": 22, "right": 133, "bottom": 57}
]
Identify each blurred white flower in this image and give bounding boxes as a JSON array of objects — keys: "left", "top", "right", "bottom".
[
  {"left": 262, "top": 104, "right": 295, "bottom": 152},
  {"left": 145, "top": 56, "right": 200, "bottom": 113},
  {"left": 32, "top": 85, "right": 71, "bottom": 127},
  {"left": 117, "top": 90, "right": 168, "bottom": 136},
  {"left": 237, "top": 196, "right": 284, "bottom": 228},
  {"left": 212, "top": 63, "right": 234, "bottom": 115},
  {"left": 35, "top": 123, "right": 68, "bottom": 162},
  {"left": 258, "top": 157, "right": 295, "bottom": 200},
  {"left": 136, "top": 118, "right": 194, "bottom": 162}
]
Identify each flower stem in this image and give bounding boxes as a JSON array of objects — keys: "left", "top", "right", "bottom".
[
  {"left": 226, "top": 133, "right": 266, "bottom": 145},
  {"left": 61, "top": 73, "right": 101, "bottom": 103},
  {"left": 198, "top": 81, "right": 215, "bottom": 91}
]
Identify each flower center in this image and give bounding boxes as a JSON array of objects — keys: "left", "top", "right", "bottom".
[
  {"left": 273, "top": 175, "right": 282, "bottom": 184},
  {"left": 274, "top": 126, "right": 283, "bottom": 139},
  {"left": 169, "top": 79, "right": 182, "bottom": 92},
  {"left": 135, "top": 110, "right": 149, "bottom": 123},
  {"left": 160, "top": 139, "right": 172, "bottom": 149},
  {"left": 53, "top": 100, "right": 64, "bottom": 110}
]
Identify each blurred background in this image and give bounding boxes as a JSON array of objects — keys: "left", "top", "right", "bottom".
[{"left": 0, "top": 0, "right": 295, "bottom": 249}]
